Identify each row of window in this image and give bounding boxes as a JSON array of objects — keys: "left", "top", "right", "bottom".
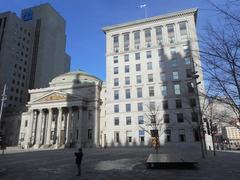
[
  {"left": 113, "top": 46, "right": 190, "bottom": 64},
  {"left": 114, "top": 128, "right": 200, "bottom": 143},
  {"left": 112, "top": 21, "right": 188, "bottom": 53},
  {"left": 113, "top": 99, "right": 197, "bottom": 114},
  {"left": 113, "top": 82, "right": 195, "bottom": 100},
  {"left": 113, "top": 69, "right": 193, "bottom": 87},
  {"left": 113, "top": 112, "right": 198, "bottom": 126}
]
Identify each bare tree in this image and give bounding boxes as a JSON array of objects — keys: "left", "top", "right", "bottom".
[{"left": 197, "top": 0, "right": 240, "bottom": 128}]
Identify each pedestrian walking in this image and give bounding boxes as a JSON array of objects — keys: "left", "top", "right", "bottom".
[{"left": 74, "top": 148, "right": 83, "bottom": 176}]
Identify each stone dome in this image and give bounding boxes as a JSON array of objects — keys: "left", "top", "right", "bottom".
[{"left": 49, "top": 70, "right": 102, "bottom": 87}]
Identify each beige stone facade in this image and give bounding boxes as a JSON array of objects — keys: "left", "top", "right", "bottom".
[{"left": 19, "top": 71, "right": 102, "bottom": 149}]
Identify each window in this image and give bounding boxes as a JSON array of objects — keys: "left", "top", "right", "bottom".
[
  {"left": 136, "top": 64, "right": 141, "bottom": 71},
  {"left": 150, "top": 115, "right": 156, "bottom": 124},
  {"left": 190, "top": 98, "right": 196, "bottom": 107},
  {"left": 179, "top": 129, "right": 185, "bottom": 142},
  {"left": 155, "top": 26, "right": 163, "bottom": 44},
  {"left": 173, "top": 71, "right": 179, "bottom": 80},
  {"left": 114, "top": 117, "right": 119, "bottom": 125},
  {"left": 192, "top": 112, "right": 198, "bottom": 122},
  {"left": 148, "top": 74, "right": 153, "bottom": 82},
  {"left": 137, "top": 88, "right": 142, "bottom": 98},
  {"left": 114, "top": 67, "right": 118, "bottom": 74},
  {"left": 126, "top": 117, "right": 131, "bottom": 125},
  {"left": 88, "top": 129, "right": 92, "bottom": 139},
  {"left": 113, "top": 35, "right": 119, "bottom": 52},
  {"left": 161, "top": 85, "right": 167, "bottom": 96},
  {"left": 114, "top": 78, "right": 119, "bottom": 86},
  {"left": 25, "top": 120, "right": 28, "bottom": 127},
  {"left": 165, "top": 129, "right": 171, "bottom": 142},
  {"left": 136, "top": 75, "right": 142, "bottom": 84},
  {"left": 126, "top": 104, "right": 131, "bottom": 112},
  {"left": 193, "top": 128, "right": 200, "bottom": 141},
  {"left": 183, "top": 44, "right": 190, "bottom": 54},
  {"left": 114, "top": 104, "right": 119, "bottom": 113},
  {"left": 114, "top": 90, "right": 119, "bottom": 100},
  {"left": 138, "top": 116, "right": 144, "bottom": 124},
  {"left": 177, "top": 113, "right": 184, "bottom": 122},
  {"left": 162, "top": 100, "right": 168, "bottom": 110},
  {"left": 170, "top": 47, "right": 176, "bottom": 56},
  {"left": 176, "top": 99, "right": 182, "bottom": 108},
  {"left": 114, "top": 131, "right": 120, "bottom": 143},
  {"left": 124, "top": 33, "right": 130, "bottom": 51},
  {"left": 125, "top": 77, "right": 130, "bottom": 85},
  {"left": 146, "top": 51, "right": 152, "bottom": 58},
  {"left": 138, "top": 102, "right": 143, "bottom": 111},
  {"left": 164, "top": 114, "right": 170, "bottom": 123},
  {"left": 159, "top": 61, "right": 165, "bottom": 68},
  {"left": 186, "top": 69, "right": 192, "bottom": 78},
  {"left": 145, "top": 29, "right": 151, "bottom": 46},
  {"left": 174, "top": 84, "right": 181, "bottom": 95},
  {"left": 149, "top": 86, "right": 155, "bottom": 96},
  {"left": 149, "top": 101, "right": 155, "bottom": 111},
  {"left": 139, "top": 130, "right": 145, "bottom": 142},
  {"left": 135, "top": 52, "right": 140, "bottom": 60},
  {"left": 158, "top": 48, "right": 164, "bottom": 57},
  {"left": 147, "top": 62, "right": 152, "bottom": 70},
  {"left": 167, "top": 24, "right": 175, "bottom": 43},
  {"left": 114, "top": 56, "right": 118, "bottom": 63},
  {"left": 134, "top": 31, "right": 140, "bottom": 49},
  {"left": 184, "top": 57, "right": 191, "bottom": 65},
  {"left": 125, "top": 89, "right": 131, "bottom": 99},
  {"left": 126, "top": 131, "right": 132, "bottom": 142},
  {"left": 171, "top": 59, "right": 177, "bottom": 67},
  {"left": 124, "top": 54, "right": 129, "bottom": 62},
  {"left": 160, "top": 72, "right": 166, "bottom": 81},
  {"left": 125, "top": 65, "right": 130, "bottom": 73},
  {"left": 179, "top": 22, "right": 187, "bottom": 37},
  {"left": 187, "top": 82, "right": 194, "bottom": 93}
]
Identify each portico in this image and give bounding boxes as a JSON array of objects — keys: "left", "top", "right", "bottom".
[{"left": 19, "top": 71, "right": 102, "bottom": 149}]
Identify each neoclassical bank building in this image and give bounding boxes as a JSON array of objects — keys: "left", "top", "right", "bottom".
[{"left": 19, "top": 71, "right": 102, "bottom": 149}]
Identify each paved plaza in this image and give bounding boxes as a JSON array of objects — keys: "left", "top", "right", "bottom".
[{"left": 0, "top": 145, "right": 240, "bottom": 180}]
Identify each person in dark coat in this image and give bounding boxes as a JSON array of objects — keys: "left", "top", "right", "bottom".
[{"left": 74, "top": 148, "right": 83, "bottom": 176}]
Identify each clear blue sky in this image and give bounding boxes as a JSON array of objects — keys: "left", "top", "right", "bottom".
[{"left": 0, "top": 0, "right": 223, "bottom": 80}]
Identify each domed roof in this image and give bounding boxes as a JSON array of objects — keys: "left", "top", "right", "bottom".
[{"left": 49, "top": 70, "right": 101, "bottom": 87}]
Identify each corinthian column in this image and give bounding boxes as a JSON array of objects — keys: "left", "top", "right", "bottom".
[
  {"left": 65, "top": 107, "right": 72, "bottom": 145},
  {"left": 56, "top": 107, "right": 62, "bottom": 146},
  {"left": 77, "top": 107, "right": 83, "bottom": 148},
  {"left": 35, "top": 109, "right": 43, "bottom": 148},
  {"left": 45, "top": 108, "right": 52, "bottom": 146},
  {"left": 25, "top": 110, "right": 34, "bottom": 148}
]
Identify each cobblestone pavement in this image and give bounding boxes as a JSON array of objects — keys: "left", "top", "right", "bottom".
[{"left": 0, "top": 145, "right": 240, "bottom": 180}]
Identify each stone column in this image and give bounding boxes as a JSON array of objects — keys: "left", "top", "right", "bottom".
[
  {"left": 77, "top": 107, "right": 83, "bottom": 148},
  {"left": 94, "top": 104, "right": 100, "bottom": 147},
  {"left": 35, "top": 109, "right": 43, "bottom": 148},
  {"left": 45, "top": 108, "right": 52, "bottom": 145},
  {"left": 65, "top": 107, "right": 72, "bottom": 145},
  {"left": 56, "top": 107, "right": 62, "bottom": 146},
  {"left": 25, "top": 110, "right": 34, "bottom": 148}
]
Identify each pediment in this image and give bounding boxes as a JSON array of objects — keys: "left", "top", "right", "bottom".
[{"left": 31, "top": 91, "right": 82, "bottom": 104}]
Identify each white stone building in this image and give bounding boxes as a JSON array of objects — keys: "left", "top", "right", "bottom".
[
  {"left": 102, "top": 8, "right": 205, "bottom": 147},
  {"left": 19, "top": 71, "right": 102, "bottom": 149}
]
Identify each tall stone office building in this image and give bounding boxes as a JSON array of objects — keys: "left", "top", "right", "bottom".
[
  {"left": 0, "top": 3, "right": 70, "bottom": 145},
  {"left": 102, "top": 8, "right": 205, "bottom": 148}
]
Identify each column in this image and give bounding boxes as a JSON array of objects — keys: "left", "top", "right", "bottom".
[
  {"left": 45, "top": 108, "right": 52, "bottom": 145},
  {"left": 25, "top": 110, "right": 34, "bottom": 148},
  {"left": 94, "top": 104, "right": 100, "bottom": 147},
  {"left": 35, "top": 109, "right": 43, "bottom": 148},
  {"left": 65, "top": 107, "right": 72, "bottom": 145},
  {"left": 56, "top": 107, "right": 62, "bottom": 146},
  {"left": 77, "top": 107, "right": 83, "bottom": 148}
]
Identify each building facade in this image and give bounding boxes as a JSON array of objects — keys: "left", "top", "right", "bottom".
[
  {"left": 0, "top": 3, "right": 70, "bottom": 145},
  {"left": 102, "top": 8, "right": 205, "bottom": 147},
  {"left": 19, "top": 71, "right": 102, "bottom": 149}
]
